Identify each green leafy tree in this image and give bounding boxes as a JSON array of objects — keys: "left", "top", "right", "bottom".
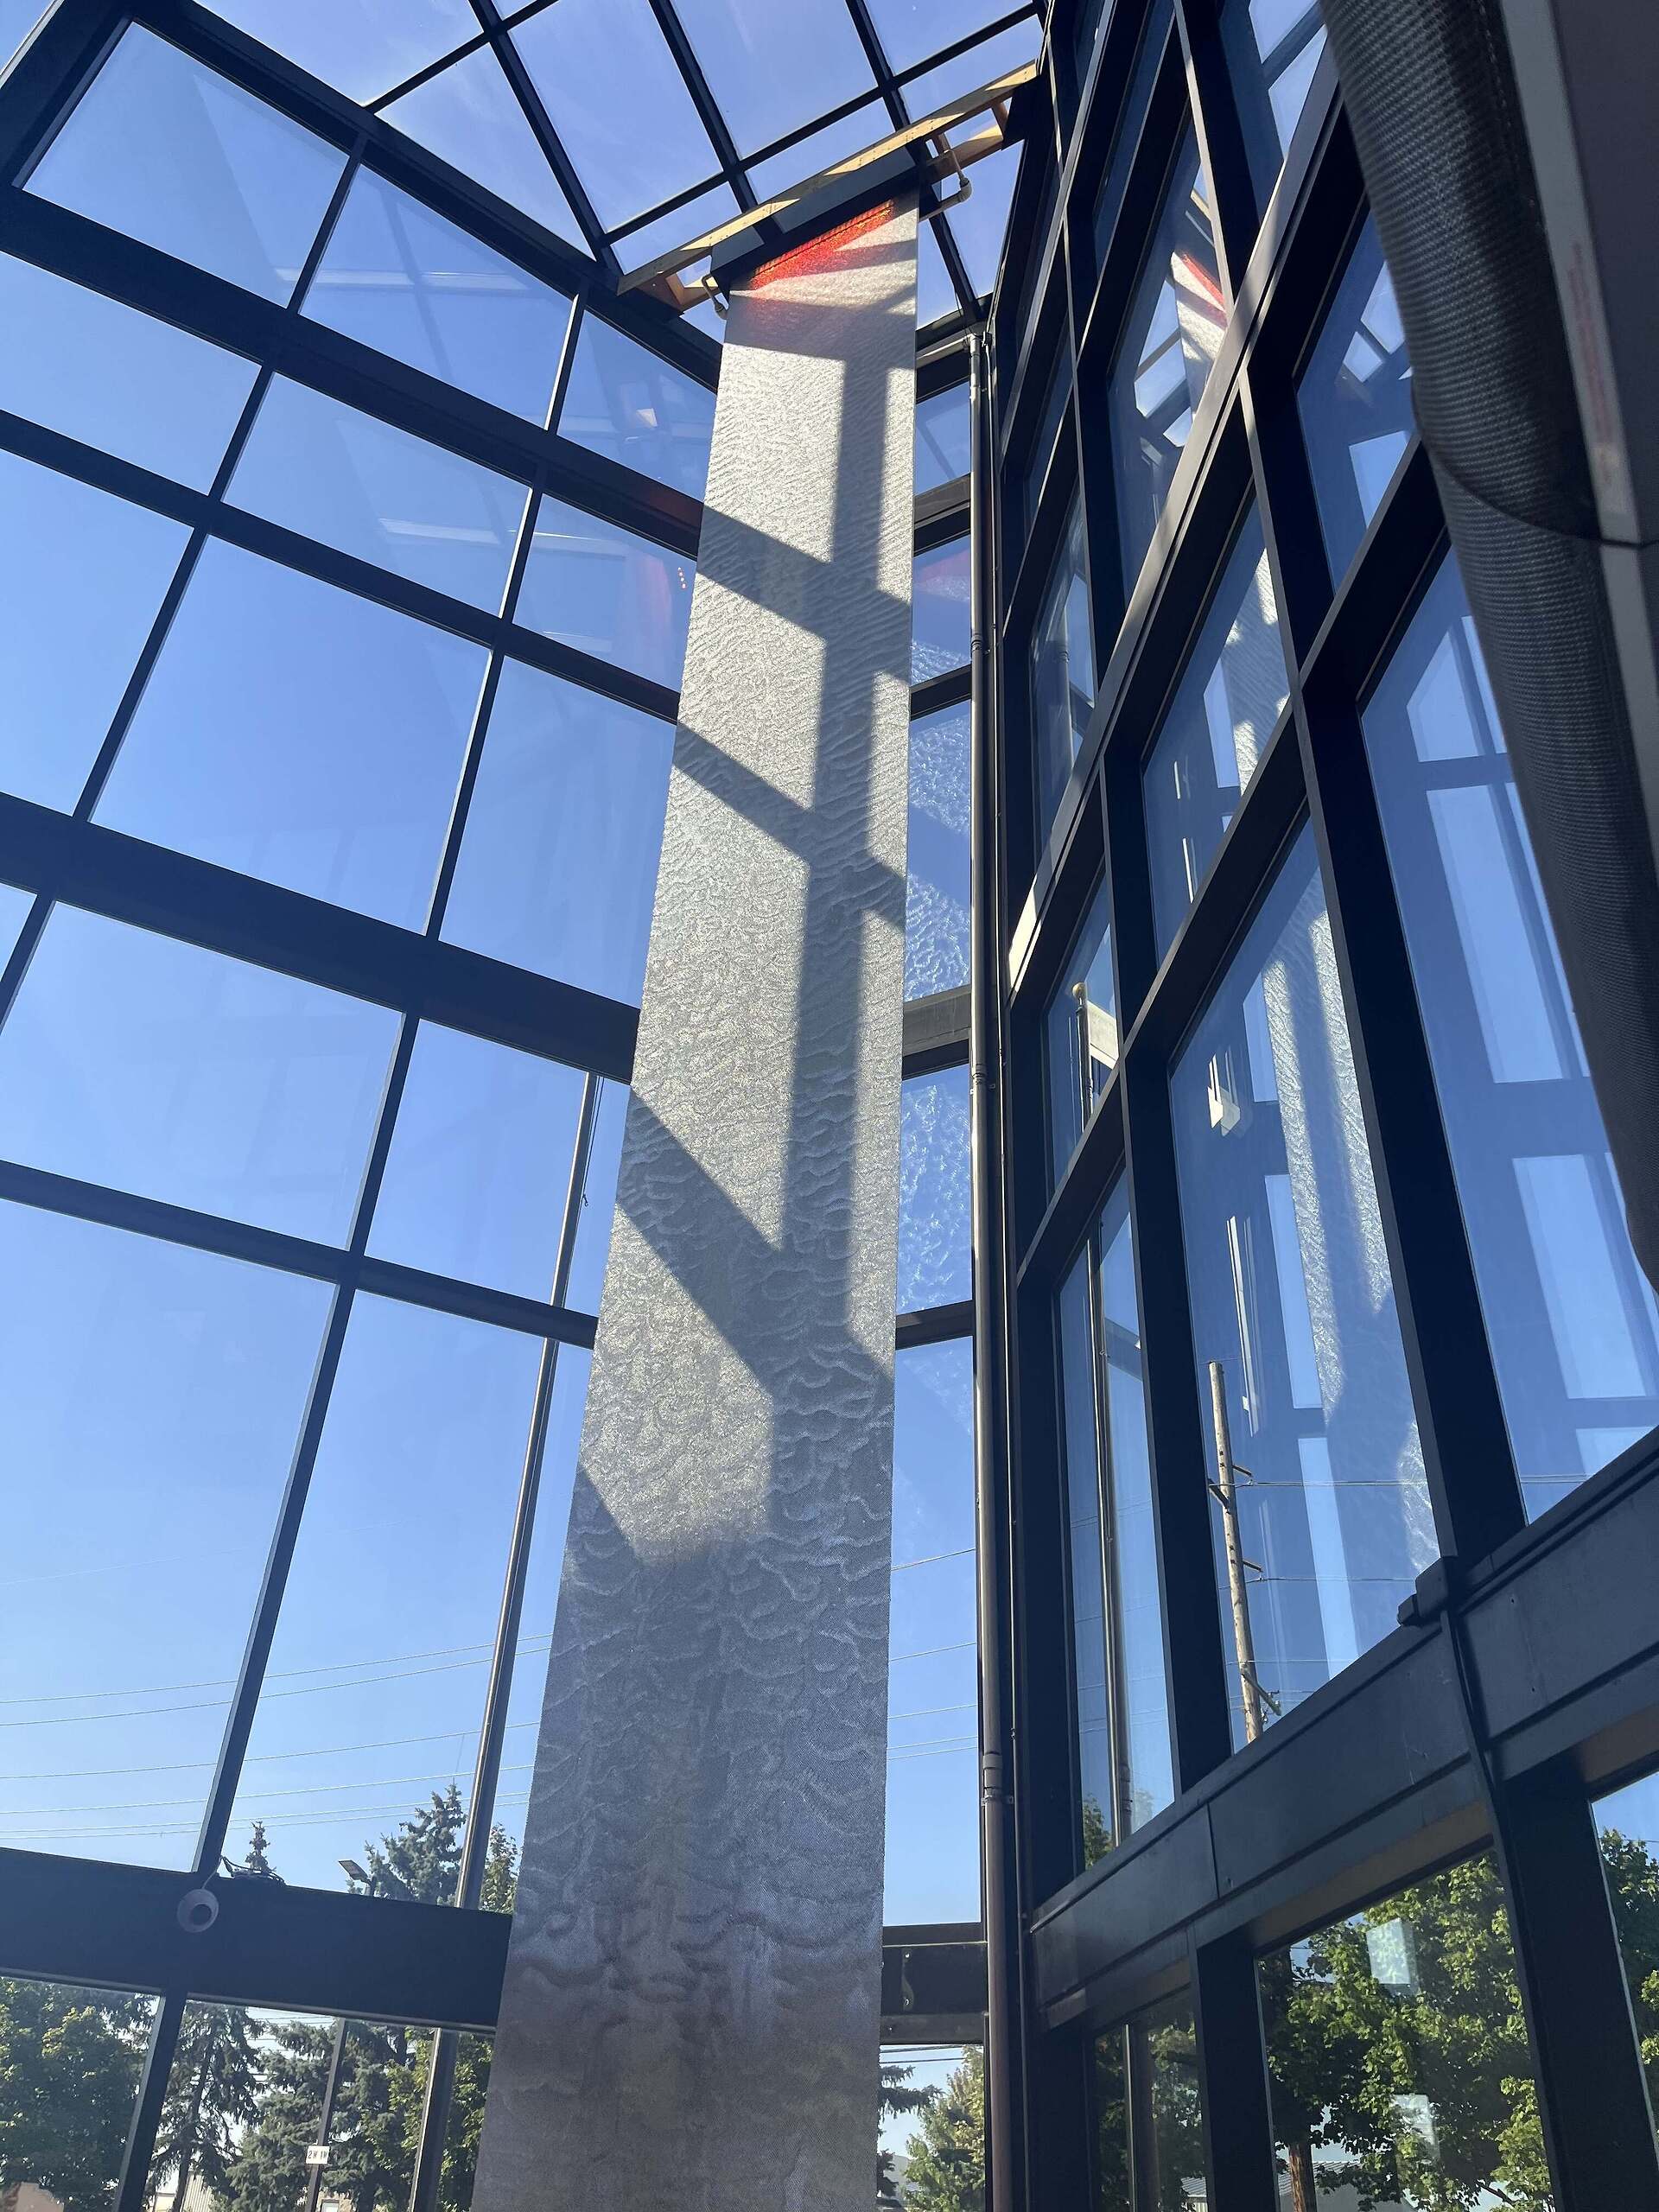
[
  {"left": 1258, "top": 1842, "right": 1659, "bottom": 2212},
  {"left": 0, "top": 1979, "right": 151, "bottom": 2212},
  {"left": 899, "top": 2048, "right": 984, "bottom": 2211},
  {"left": 878, "top": 2058, "right": 934, "bottom": 2206},
  {"left": 1081, "top": 1796, "right": 1113, "bottom": 1872}
]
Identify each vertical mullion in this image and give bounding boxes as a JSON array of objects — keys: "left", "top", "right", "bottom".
[
  {"left": 114, "top": 1993, "right": 188, "bottom": 2212},
  {"left": 1188, "top": 1928, "right": 1278, "bottom": 2212},
  {"left": 1170, "top": 0, "right": 1257, "bottom": 310},
  {"left": 1243, "top": 370, "right": 1526, "bottom": 1566}
]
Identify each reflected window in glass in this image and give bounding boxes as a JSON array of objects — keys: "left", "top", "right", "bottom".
[
  {"left": 26, "top": 25, "right": 346, "bottom": 303},
  {"left": 368, "top": 1022, "right": 587, "bottom": 1301},
  {"left": 887, "top": 1338, "right": 979, "bottom": 1923},
  {"left": 1170, "top": 827, "right": 1433, "bottom": 1743},
  {"left": 1298, "top": 218, "right": 1412, "bottom": 580},
  {"left": 1143, "top": 509, "right": 1288, "bottom": 954},
  {"left": 1594, "top": 1769, "right": 1659, "bottom": 2107},
  {"left": 1021, "top": 354, "right": 1071, "bottom": 532},
  {"left": 1108, "top": 127, "right": 1224, "bottom": 594},
  {"left": 302, "top": 168, "right": 572, "bottom": 424},
  {"left": 1031, "top": 501, "right": 1096, "bottom": 850},
  {"left": 0, "top": 256, "right": 258, "bottom": 490},
  {"left": 0, "top": 908, "right": 400, "bottom": 1244},
  {"left": 1220, "top": 0, "right": 1328, "bottom": 208},
  {"left": 1058, "top": 1185, "right": 1173, "bottom": 1866},
  {"left": 97, "top": 540, "right": 488, "bottom": 930},
  {"left": 1260, "top": 1856, "right": 1548, "bottom": 2212},
  {"left": 226, "top": 1295, "right": 545, "bottom": 1891},
  {"left": 229, "top": 377, "right": 528, "bottom": 613},
  {"left": 0, "top": 1205, "right": 330, "bottom": 1866},
  {"left": 515, "top": 495, "right": 696, "bottom": 690},
  {"left": 912, "top": 537, "right": 972, "bottom": 684},
  {"left": 916, "top": 382, "right": 972, "bottom": 494},
  {"left": 906, "top": 701, "right": 971, "bottom": 1001},
  {"left": 1046, "top": 877, "right": 1117, "bottom": 1185},
  {"left": 558, "top": 315, "right": 716, "bottom": 502},
  {"left": 897, "top": 1065, "right": 971, "bottom": 1312},
  {"left": 1363, "top": 560, "right": 1659, "bottom": 1516},
  {"left": 1093, "top": 1994, "right": 1205, "bottom": 2212},
  {"left": 1090, "top": 0, "right": 1173, "bottom": 276},
  {"left": 441, "top": 660, "right": 674, "bottom": 1007},
  {"left": 0, "top": 451, "right": 188, "bottom": 811}
]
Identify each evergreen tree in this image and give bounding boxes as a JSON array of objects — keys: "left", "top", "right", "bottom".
[
  {"left": 360, "top": 1788, "right": 466, "bottom": 1907},
  {"left": 218, "top": 2016, "right": 333, "bottom": 2212},
  {"left": 878, "top": 2058, "right": 934, "bottom": 2207},
  {"left": 899, "top": 2048, "right": 985, "bottom": 2211},
  {"left": 0, "top": 1979, "right": 151, "bottom": 2212}
]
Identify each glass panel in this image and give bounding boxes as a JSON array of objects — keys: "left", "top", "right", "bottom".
[
  {"left": 1092, "top": 0, "right": 1174, "bottom": 275},
  {"left": 945, "top": 141, "right": 1022, "bottom": 299},
  {"left": 0, "top": 1205, "right": 329, "bottom": 1866},
  {"left": 613, "top": 182, "right": 741, "bottom": 276},
  {"left": 901, "top": 18, "right": 1042, "bottom": 110},
  {"left": 746, "top": 102, "right": 888, "bottom": 200},
  {"left": 868, "top": 0, "right": 1024, "bottom": 73},
  {"left": 906, "top": 700, "right": 972, "bottom": 1001},
  {"left": 912, "top": 536, "right": 972, "bottom": 684},
  {"left": 0, "top": 255, "right": 258, "bottom": 490},
  {"left": 442, "top": 659, "right": 674, "bottom": 1007},
  {"left": 514, "top": 0, "right": 718, "bottom": 231},
  {"left": 887, "top": 1338, "right": 979, "bottom": 1925},
  {"left": 0, "top": 907, "right": 400, "bottom": 1243},
  {"left": 0, "top": 884, "right": 33, "bottom": 973},
  {"left": 1093, "top": 1996, "right": 1205, "bottom": 2212},
  {"left": 0, "top": 450, "right": 189, "bottom": 810},
  {"left": 918, "top": 223, "right": 960, "bottom": 328},
  {"left": 897, "top": 1065, "right": 971, "bottom": 1312},
  {"left": 383, "top": 45, "right": 582, "bottom": 246},
  {"left": 226, "top": 1294, "right": 543, "bottom": 1891},
  {"left": 1594, "top": 1768, "right": 1659, "bottom": 2135},
  {"left": 1221, "top": 0, "right": 1327, "bottom": 207},
  {"left": 564, "top": 1080, "right": 628, "bottom": 1316},
  {"left": 367, "top": 1021, "right": 586, "bottom": 1300},
  {"left": 1108, "top": 128, "right": 1224, "bottom": 594},
  {"left": 0, "top": 1976, "right": 156, "bottom": 2194},
  {"left": 1143, "top": 511, "right": 1288, "bottom": 953},
  {"left": 1058, "top": 1186, "right": 1173, "bottom": 1866},
  {"left": 1171, "top": 827, "right": 1433, "bottom": 1743},
  {"left": 1363, "top": 560, "right": 1659, "bottom": 1516},
  {"left": 2, "top": 2, "right": 45, "bottom": 68},
  {"left": 515, "top": 494, "right": 696, "bottom": 690},
  {"left": 302, "top": 168, "right": 571, "bottom": 424},
  {"left": 557, "top": 315, "right": 716, "bottom": 501},
  {"left": 1260, "top": 1856, "right": 1550, "bottom": 2212},
  {"left": 916, "top": 382, "right": 971, "bottom": 494},
  {"left": 672, "top": 0, "right": 873, "bottom": 155},
  {"left": 1031, "top": 501, "right": 1096, "bottom": 845},
  {"left": 27, "top": 25, "right": 346, "bottom": 304},
  {"left": 1298, "top": 217, "right": 1413, "bottom": 582},
  {"left": 206, "top": 0, "right": 475, "bottom": 103},
  {"left": 880, "top": 2045, "right": 983, "bottom": 2208},
  {"left": 1021, "top": 354, "right": 1071, "bottom": 531},
  {"left": 228, "top": 375, "right": 528, "bottom": 612},
  {"left": 1046, "top": 876, "right": 1117, "bottom": 1184},
  {"left": 97, "top": 539, "right": 487, "bottom": 930}
]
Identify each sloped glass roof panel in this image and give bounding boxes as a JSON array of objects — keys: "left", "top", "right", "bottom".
[
  {"left": 27, "top": 25, "right": 346, "bottom": 304},
  {"left": 900, "top": 16, "right": 1042, "bottom": 114},
  {"left": 943, "top": 138, "right": 1022, "bottom": 298},
  {"left": 672, "top": 0, "right": 875, "bottom": 156},
  {"left": 513, "top": 0, "right": 721, "bottom": 232},
  {"left": 302, "top": 167, "right": 572, "bottom": 422},
  {"left": 204, "top": 0, "right": 476, "bottom": 104},
  {"left": 380, "top": 43, "right": 584, "bottom": 247},
  {"left": 869, "top": 0, "right": 1035, "bottom": 75},
  {"left": 613, "top": 182, "right": 742, "bottom": 277},
  {"left": 746, "top": 101, "right": 888, "bottom": 200}
]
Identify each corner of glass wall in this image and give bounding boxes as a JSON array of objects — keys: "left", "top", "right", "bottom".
[
  {"left": 1360, "top": 556, "right": 1659, "bottom": 1520},
  {"left": 1168, "top": 824, "right": 1435, "bottom": 1744},
  {"left": 1058, "top": 1183, "right": 1174, "bottom": 1866},
  {"left": 1258, "top": 1853, "right": 1548, "bottom": 2212}
]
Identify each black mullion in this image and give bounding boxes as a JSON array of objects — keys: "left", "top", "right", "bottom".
[
  {"left": 113, "top": 1993, "right": 188, "bottom": 2212},
  {"left": 1170, "top": 0, "right": 1258, "bottom": 307},
  {"left": 367, "top": 26, "right": 495, "bottom": 111},
  {"left": 639, "top": 0, "right": 757, "bottom": 213},
  {"left": 1186, "top": 1929, "right": 1278, "bottom": 2212},
  {"left": 467, "top": 0, "right": 619, "bottom": 276}
]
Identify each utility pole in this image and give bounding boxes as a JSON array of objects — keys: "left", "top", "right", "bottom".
[{"left": 1207, "top": 1360, "right": 1269, "bottom": 1744}]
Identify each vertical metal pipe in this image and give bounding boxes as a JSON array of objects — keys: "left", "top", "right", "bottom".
[
  {"left": 968, "top": 329, "right": 1017, "bottom": 2212},
  {"left": 1207, "top": 1360, "right": 1262, "bottom": 1743}
]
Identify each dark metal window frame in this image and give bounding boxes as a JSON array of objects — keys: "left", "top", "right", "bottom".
[{"left": 988, "top": 6, "right": 1659, "bottom": 2208}]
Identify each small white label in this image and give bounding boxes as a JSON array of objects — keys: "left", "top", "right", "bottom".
[{"left": 305, "top": 2147, "right": 331, "bottom": 2169}]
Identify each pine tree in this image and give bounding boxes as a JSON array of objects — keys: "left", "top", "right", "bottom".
[
  {"left": 360, "top": 1787, "right": 467, "bottom": 1907},
  {"left": 150, "top": 2005, "right": 264, "bottom": 2212},
  {"left": 878, "top": 2058, "right": 934, "bottom": 2206}
]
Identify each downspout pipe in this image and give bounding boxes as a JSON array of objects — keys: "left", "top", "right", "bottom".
[
  {"left": 1316, "top": 0, "right": 1659, "bottom": 1292},
  {"left": 969, "top": 328, "right": 1019, "bottom": 2212}
]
